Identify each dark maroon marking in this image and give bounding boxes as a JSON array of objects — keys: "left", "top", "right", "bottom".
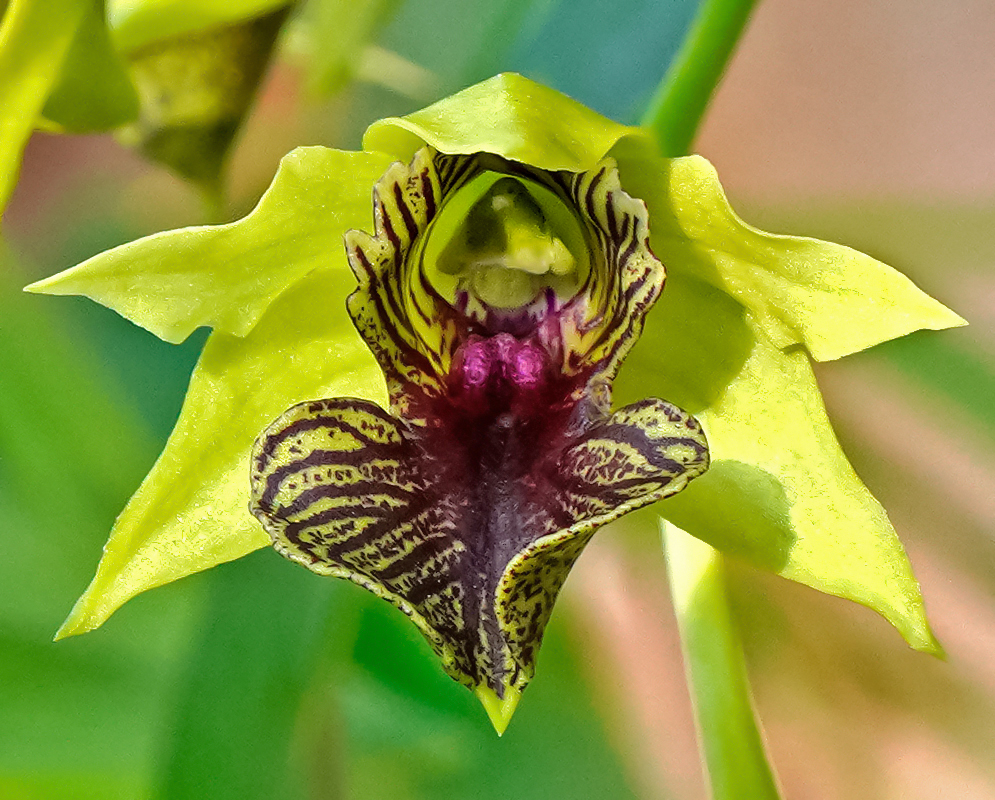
[
  {"left": 317, "top": 500, "right": 436, "bottom": 563},
  {"left": 377, "top": 196, "right": 402, "bottom": 259},
  {"left": 420, "top": 169, "right": 437, "bottom": 219},
  {"left": 604, "top": 191, "right": 618, "bottom": 241},
  {"left": 255, "top": 402, "right": 400, "bottom": 462},
  {"left": 620, "top": 211, "right": 633, "bottom": 242},
  {"left": 619, "top": 224, "right": 642, "bottom": 270},
  {"left": 393, "top": 182, "right": 420, "bottom": 241},
  {"left": 349, "top": 244, "right": 375, "bottom": 278},
  {"left": 405, "top": 566, "right": 462, "bottom": 607},
  {"left": 583, "top": 168, "right": 606, "bottom": 224},
  {"left": 373, "top": 266, "right": 418, "bottom": 351},
  {"left": 375, "top": 531, "right": 460, "bottom": 582},
  {"left": 353, "top": 285, "right": 440, "bottom": 384},
  {"left": 554, "top": 470, "right": 689, "bottom": 502},
  {"left": 414, "top": 266, "right": 450, "bottom": 327},
  {"left": 260, "top": 441, "right": 410, "bottom": 508},
  {"left": 592, "top": 423, "right": 707, "bottom": 466},
  {"left": 282, "top": 501, "right": 398, "bottom": 545},
  {"left": 275, "top": 480, "right": 419, "bottom": 519}
]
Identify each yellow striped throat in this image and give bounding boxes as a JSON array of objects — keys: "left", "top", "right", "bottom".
[{"left": 249, "top": 147, "right": 709, "bottom": 730}]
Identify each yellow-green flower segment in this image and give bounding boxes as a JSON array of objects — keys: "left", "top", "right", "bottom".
[{"left": 28, "top": 73, "right": 964, "bottom": 733}]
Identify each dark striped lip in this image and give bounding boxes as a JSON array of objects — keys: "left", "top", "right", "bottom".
[{"left": 248, "top": 147, "right": 709, "bottom": 705}]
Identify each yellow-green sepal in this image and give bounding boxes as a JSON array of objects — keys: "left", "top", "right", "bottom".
[
  {"left": 57, "top": 266, "right": 385, "bottom": 638},
  {"left": 27, "top": 147, "right": 394, "bottom": 343},
  {"left": 363, "top": 72, "right": 641, "bottom": 172},
  {"left": 619, "top": 152, "right": 966, "bottom": 361},
  {"left": 614, "top": 152, "right": 962, "bottom": 652},
  {"left": 620, "top": 272, "right": 942, "bottom": 653},
  {"left": 32, "top": 146, "right": 395, "bottom": 635}
]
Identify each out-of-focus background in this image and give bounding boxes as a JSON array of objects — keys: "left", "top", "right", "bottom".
[{"left": 2, "top": 0, "right": 994, "bottom": 798}]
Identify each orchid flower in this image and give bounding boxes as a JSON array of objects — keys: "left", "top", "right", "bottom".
[{"left": 28, "top": 73, "right": 964, "bottom": 733}]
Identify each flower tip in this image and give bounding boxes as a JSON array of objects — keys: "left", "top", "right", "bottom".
[
  {"left": 22, "top": 276, "right": 53, "bottom": 294},
  {"left": 918, "top": 628, "right": 947, "bottom": 660},
  {"left": 474, "top": 683, "right": 522, "bottom": 736},
  {"left": 53, "top": 616, "right": 85, "bottom": 642},
  {"left": 22, "top": 270, "right": 84, "bottom": 297},
  {"left": 53, "top": 589, "right": 108, "bottom": 641}
]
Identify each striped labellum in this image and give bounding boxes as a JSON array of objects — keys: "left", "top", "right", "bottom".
[{"left": 250, "top": 147, "right": 709, "bottom": 732}]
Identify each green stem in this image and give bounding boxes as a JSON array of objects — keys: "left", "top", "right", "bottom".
[
  {"left": 640, "top": 0, "right": 758, "bottom": 156},
  {"left": 663, "top": 523, "right": 781, "bottom": 800}
]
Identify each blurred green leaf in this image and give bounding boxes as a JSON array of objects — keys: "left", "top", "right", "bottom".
[
  {"left": 119, "top": 4, "right": 290, "bottom": 201},
  {"left": 108, "top": 0, "right": 289, "bottom": 52},
  {"left": 0, "top": 251, "right": 201, "bottom": 798},
  {"left": 664, "top": 522, "right": 781, "bottom": 800},
  {"left": 154, "top": 549, "right": 342, "bottom": 800},
  {"left": 882, "top": 332, "right": 995, "bottom": 439},
  {"left": 0, "top": 256, "right": 156, "bottom": 581},
  {"left": 41, "top": 0, "right": 140, "bottom": 133},
  {"left": 0, "top": 0, "right": 87, "bottom": 214},
  {"left": 301, "top": 0, "right": 400, "bottom": 97}
]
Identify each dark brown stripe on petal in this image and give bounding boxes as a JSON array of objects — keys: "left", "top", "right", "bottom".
[
  {"left": 393, "top": 182, "right": 420, "bottom": 242},
  {"left": 421, "top": 168, "right": 437, "bottom": 219}
]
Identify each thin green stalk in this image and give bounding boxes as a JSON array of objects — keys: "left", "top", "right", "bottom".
[
  {"left": 640, "top": 0, "right": 757, "bottom": 156},
  {"left": 647, "top": 5, "right": 778, "bottom": 794},
  {"left": 663, "top": 522, "right": 781, "bottom": 800}
]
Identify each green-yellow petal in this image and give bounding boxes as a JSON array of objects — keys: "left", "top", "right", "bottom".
[
  {"left": 58, "top": 266, "right": 384, "bottom": 638},
  {"left": 620, "top": 153, "right": 967, "bottom": 361},
  {"left": 27, "top": 147, "right": 394, "bottom": 343},
  {"left": 621, "top": 274, "right": 939, "bottom": 652}
]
